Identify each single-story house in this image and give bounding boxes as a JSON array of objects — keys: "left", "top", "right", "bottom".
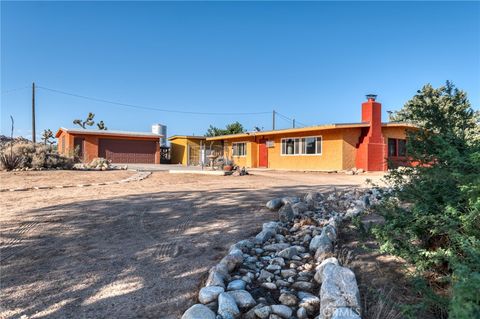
[
  {"left": 55, "top": 128, "right": 163, "bottom": 164},
  {"left": 206, "top": 95, "right": 415, "bottom": 171}
]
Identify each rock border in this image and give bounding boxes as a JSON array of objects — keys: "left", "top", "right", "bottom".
[
  {"left": 182, "top": 188, "right": 383, "bottom": 319},
  {"left": 0, "top": 171, "right": 151, "bottom": 192}
]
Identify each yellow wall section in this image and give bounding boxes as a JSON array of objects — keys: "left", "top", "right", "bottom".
[
  {"left": 170, "top": 138, "right": 188, "bottom": 164},
  {"left": 170, "top": 138, "right": 203, "bottom": 165},
  {"left": 214, "top": 126, "right": 411, "bottom": 171},
  {"left": 223, "top": 139, "right": 251, "bottom": 168},
  {"left": 382, "top": 127, "right": 409, "bottom": 140},
  {"left": 267, "top": 130, "right": 344, "bottom": 171},
  {"left": 342, "top": 128, "right": 362, "bottom": 170}
]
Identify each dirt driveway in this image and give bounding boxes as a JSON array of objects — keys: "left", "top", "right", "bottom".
[{"left": 0, "top": 170, "right": 384, "bottom": 319}]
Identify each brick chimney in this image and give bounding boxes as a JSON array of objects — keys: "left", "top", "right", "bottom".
[{"left": 355, "top": 94, "right": 387, "bottom": 171}]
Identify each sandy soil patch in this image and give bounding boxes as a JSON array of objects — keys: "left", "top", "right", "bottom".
[
  {"left": 0, "top": 170, "right": 384, "bottom": 319},
  {"left": 0, "top": 170, "right": 135, "bottom": 190}
]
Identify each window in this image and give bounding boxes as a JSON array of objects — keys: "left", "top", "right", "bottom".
[
  {"left": 388, "top": 138, "right": 407, "bottom": 157},
  {"left": 388, "top": 138, "right": 397, "bottom": 157},
  {"left": 281, "top": 136, "right": 322, "bottom": 155},
  {"left": 232, "top": 142, "right": 246, "bottom": 156},
  {"left": 398, "top": 139, "right": 407, "bottom": 157}
]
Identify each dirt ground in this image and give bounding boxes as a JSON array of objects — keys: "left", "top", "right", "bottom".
[
  {"left": 0, "top": 170, "right": 135, "bottom": 190},
  {"left": 0, "top": 170, "right": 384, "bottom": 319}
]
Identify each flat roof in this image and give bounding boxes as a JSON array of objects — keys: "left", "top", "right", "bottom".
[
  {"left": 205, "top": 122, "right": 416, "bottom": 141},
  {"left": 168, "top": 135, "right": 206, "bottom": 141},
  {"left": 55, "top": 127, "right": 163, "bottom": 139}
]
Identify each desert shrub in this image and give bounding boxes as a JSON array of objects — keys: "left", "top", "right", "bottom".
[
  {"left": 373, "top": 82, "right": 480, "bottom": 318},
  {"left": 0, "top": 152, "right": 22, "bottom": 170},
  {"left": 0, "top": 142, "right": 74, "bottom": 170}
]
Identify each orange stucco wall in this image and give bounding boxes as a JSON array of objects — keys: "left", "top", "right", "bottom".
[
  {"left": 342, "top": 128, "right": 363, "bottom": 170},
  {"left": 221, "top": 129, "right": 346, "bottom": 171},
  {"left": 218, "top": 126, "right": 410, "bottom": 171},
  {"left": 56, "top": 130, "right": 160, "bottom": 164},
  {"left": 267, "top": 130, "right": 344, "bottom": 171}
]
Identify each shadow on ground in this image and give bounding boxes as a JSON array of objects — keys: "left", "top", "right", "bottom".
[{"left": 1, "top": 184, "right": 357, "bottom": 319}]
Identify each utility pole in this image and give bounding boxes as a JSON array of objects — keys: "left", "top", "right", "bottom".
[
  {"left": 32, "top": 82, "right": 36, "bottom": 143},
  {"left": 293, "top": 118, "right": 296, "bottom": 128},
  {"left": 272, "top": 110, "right": 276, "bottom": 130}
]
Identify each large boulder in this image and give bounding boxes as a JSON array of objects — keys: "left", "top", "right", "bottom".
[
  {"left": 291, "top": 202, "right": 309, "bottom": 216},
  {"left": 266, "top": 198, "right": 284, "bottom": 210},
  {"left": 205, "top": 266, "right": 228, "bottom": 288},
  {"left": 281, "top": 196, "right": 301, "bottom": 205},
  {"left": 218, "top": 292, "right": 240, "bottom": 318},
  {"left": 181, "top": 304, "right": 216, "bottom": 319},
  {"left": 255, "top": 229, "right": 275, "bottom": 244},
  {"left": 313, "top": 234, "right": 334, "bottom": 262},
  {"left": 227, "top": 279, "right": 246, "bottom": 291},
  {"left": 220, "top": 248, "right": 244, "bottom": 272},
  {"left": 331, "top": 307, "right": 362, "bottom": 319},
  {"left": 304, "top": 191, "right": 324, "bottom": 203},
  {"left": 322, "top": 224, "right": 337, "bottom": 242},
  {"left": 255, "top": 222, "right": 279, "bottom": 243},
  {"left": 271, "top": 304, "right": 293, "bottom": 318},
  {"left": 314, "top": 257, "right": 339, "bottom": 284},
  {"left": 309, "top": 233, "right": 332, "bottom": 253},
  {"left": 229, "top": 239, "right": 254, "bottom": 253},
  {"left": 319, "top": 263, "right": 361, "bottom": 319},
  {"left": 198, "top": 285, "right": 224, "bottom": 304},
  {"left": 254, "top": 305, "right": 272, "bottom": 318},
  {"left": 227, "top": 289, "right": 256, "bottom": 310},
  {"left": 278, "top": 203, "right": 295, "bottom": 222}
]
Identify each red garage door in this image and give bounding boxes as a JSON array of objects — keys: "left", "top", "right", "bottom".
[{"left": 99, "top": 139, "right": 156, "bottom": 163}]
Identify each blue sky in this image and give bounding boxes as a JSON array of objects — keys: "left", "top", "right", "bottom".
[{"left": 1, "top": 1, "right": 479, "bottom": 139}]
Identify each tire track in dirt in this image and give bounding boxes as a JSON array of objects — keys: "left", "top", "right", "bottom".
[
  {"left": 135, "top": 196, "right": 198, "bottom": 259},
  {"left": 0, "top": 221, "right": 41, "bottom": 261}
]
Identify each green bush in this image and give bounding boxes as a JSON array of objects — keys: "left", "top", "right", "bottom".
[{"left": 373, "top": 82, "right": 480, "bottom": 318}]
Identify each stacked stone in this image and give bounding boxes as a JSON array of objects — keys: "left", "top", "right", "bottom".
[{"left": 182, "top": 188, "right": 383, "bottom": 319}]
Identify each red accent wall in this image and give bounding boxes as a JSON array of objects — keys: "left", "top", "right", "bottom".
[{"left": 355, "top": 99, "right": 387, "bottom": 171}]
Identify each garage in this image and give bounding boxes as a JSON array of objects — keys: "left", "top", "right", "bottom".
[
  {"left": 99, "top": 138, "right": 157, "bottom": 163},
  {"left": 55, "top": 128, "right": 162, "bottom": 164}
]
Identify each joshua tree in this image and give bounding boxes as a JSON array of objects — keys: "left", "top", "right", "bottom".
[
  {"left": 41, "top": 129, "right": 56, "bottom": 146},
  {"left": 73, "top": 112, "right": 95, "bottom": 129},
  {"left": 73, "top": 113, "right": 107, "bottom": 130},
  {"left": 97, "top": 120, "right": 107, "bottom": 130}
]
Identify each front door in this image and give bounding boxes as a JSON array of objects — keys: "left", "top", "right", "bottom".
[{"left": 258, "top": 139, "right": 268, "bottom": 167}]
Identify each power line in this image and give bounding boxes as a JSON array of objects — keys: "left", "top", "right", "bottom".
[
  {"left": 1, "top": 86, "right": 30, "bottom": 95},
  {"left": 275, "top": 111, "right": 308, "bottom": 127},
  {"left": 36, "top": 85, "right": 272, "bottom": 116}
]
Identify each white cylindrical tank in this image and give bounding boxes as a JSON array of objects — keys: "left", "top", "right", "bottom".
[{"left": 152, "top": 124, "right": 167, "bottom": 146}]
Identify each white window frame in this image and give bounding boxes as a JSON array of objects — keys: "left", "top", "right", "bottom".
[
  {"left": 281, "top": 136, "right": 322, "bottom": 156},
  {"left": 232, "top": 142, "right": 247, "bottom": 157}
]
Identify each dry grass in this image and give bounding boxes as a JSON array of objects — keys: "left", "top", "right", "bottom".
[{"left": 362, "top": 287, "right": 403, "bottom": 319}]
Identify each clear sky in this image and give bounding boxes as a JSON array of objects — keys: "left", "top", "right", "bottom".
[{"left": 1, "top": 1, "right": 479, "bottom": 139}]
